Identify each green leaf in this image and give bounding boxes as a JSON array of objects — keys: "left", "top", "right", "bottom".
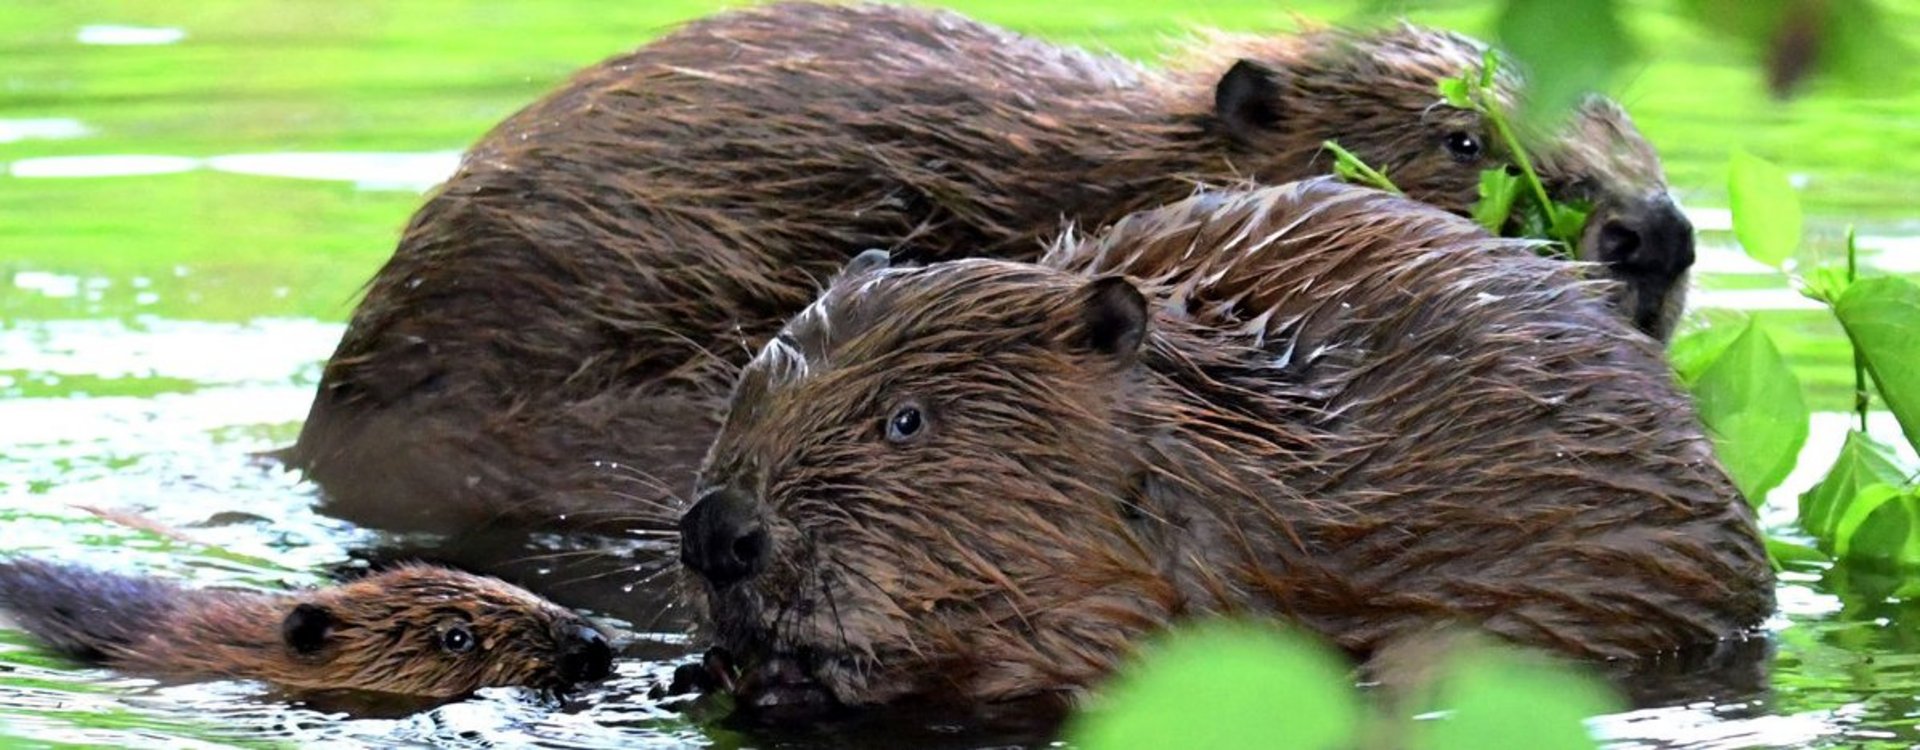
[
  {"left": 1802, "top": 266, "right": 1852, "bottom": 305},
  {"left": 1438, "top": 77, "right": 1473, "bottom": 109},
  {"left": 1834, "top": 276, "right": 1920, "bottom": 454},
  {"left": 1412, "top": 646, "right": 1620, "bottom": 750},
  {"left": 1669, "top": 320, "right": 1749, "bottom": 386},
  {"left": 1765, "top": 536, "right": 1830, "bottom": 567},
  {"left": 1800, "top": 431, "right": 1908, "bottom": 543},
  {"left": 1727, "top": 150, "right": 1803, "bottom": 268},
  {"left": 1493, "top": 0, "right": 1635, "bottom": 126},
  {"left": 1471, "top": 169, "right": 1523, "bottom": 234},
  {"left": 1069, "top": 620, "right": 1361, "bottom": 750},
  {"left": 1829, "top": 484, "right": 1920, "bottom": 567},
  {"left": 1547, "top": 201, "right": 1591, "bottom": 249},
  {"left": 1684, "top": 318, "right": 1810, "bottom": 504}
]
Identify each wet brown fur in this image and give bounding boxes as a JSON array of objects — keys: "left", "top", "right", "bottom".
[
  {"left": 0, "top": 559, "right": 605, "bottom": 697},
  {"left": 292, "top": 2, "right": 1690, "bottom": 532},
  {"left": 692, "top": 180, "right": 1770, "bottom": 708}
]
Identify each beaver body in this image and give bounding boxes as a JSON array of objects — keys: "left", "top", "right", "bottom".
[
  {"left": 681, "top": 180, "right": 1770, "bottom": 711},
  {"left": 0, "top": 560, "right": 613, "bottom": 696},
  {"left": 292, "top": 2, "right": 1694, "bottom": 533}
]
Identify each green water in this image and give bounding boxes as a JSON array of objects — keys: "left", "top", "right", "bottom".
[{"left": 1, "top": 1, "right": 1917, "bottom": 748}]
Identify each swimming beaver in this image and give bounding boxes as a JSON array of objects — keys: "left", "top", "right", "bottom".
[
  {"left": 680, "top": 180, "right": 1770, "bottom": 711},
  {"left": 0, "top": 559, "right": 614, "bottom": 697},
  {"left": 291, "top": 2, "right": 1694, "bottom": 533}
]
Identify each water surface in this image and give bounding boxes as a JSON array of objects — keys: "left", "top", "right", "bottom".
[{"left": 3, "top": 1, "right": 1919, "bottom": 747}]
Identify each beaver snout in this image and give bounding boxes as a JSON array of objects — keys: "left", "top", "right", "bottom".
[
  {"left": 1593, "top": 194, "right": 1696, "bottom": 277},
  {"left": 679, "top": 487, "right": 771, "bottom": 588},
  {"left": 557, "top": 624, "right": 613, "bottom": 685}
]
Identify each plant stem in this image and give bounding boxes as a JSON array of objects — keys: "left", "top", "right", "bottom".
[
  {"left": 1848, "top": 225, "right": 1869, "bottom": 433},
  {"left": 1321, "top": 140, "right": 1403, "bottom": 195},
  {"left": 1480, "top": 96, "right": 1559, "bottom": 237}
]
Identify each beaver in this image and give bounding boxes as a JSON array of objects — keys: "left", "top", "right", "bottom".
[
  {"left": 678, "top": 179, "right": 1770, "bottom": 712},
  {"left": 289, "top": 2, "right": 1695, "bottom": 533},
  {"left": 0, "top": 559, "right": 614, "bottom": 697}
]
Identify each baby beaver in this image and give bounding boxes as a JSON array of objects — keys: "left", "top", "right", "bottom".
[{"left": 0, "top": 559, "right": 614, "bottom": 698}]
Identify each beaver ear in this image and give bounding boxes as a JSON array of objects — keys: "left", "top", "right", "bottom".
[
  {"left": 282, "top": 603, "right": 336, "bottom": 655},
  {"left": 1214, "top": 59, "right": 1288, "bottom": 138},
  {"left": 1068, "top": 276, "right": 1149, "bottom": 363},
  {"left": 841, "top": 248, "right": 892, "bottom": 279}
]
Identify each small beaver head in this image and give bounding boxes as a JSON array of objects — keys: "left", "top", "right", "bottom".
[
  {"left": 1205, "top": 23, "right": 1692, "bottom": 337},
  {"left": 280, "top": 566, "right": 614, "bottom": 696},
  {"left": 685, "top": 252, "right": 1167, "bottom": 711}
]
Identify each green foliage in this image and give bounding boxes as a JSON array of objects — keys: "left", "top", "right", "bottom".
[
  {"left": 1068, "top": 620, "right": 1361, "bottom": 750},
  {"left": 1728, "top": 150, "right": 1804, "bottom": 268},
  {"left": 1068, "top": 621, "right": 1614, "bottom": 750},
  {"left": 1801, "top": 431, "right": 1910, "bottom": 541},
  {"left": 1492, "top": 0, "right": 1634, "bottom": 127},
  {"left": 1323, "top": 140, "right": 1404, "bottom": 196},
  {"left": 1408, "top": 647, "right": 1622, "bottom": 750},
  {"left": 1829, "top": 484, "right": 1920, "bottom": 568},
  {"left": 1439, "top": 50, "right": 1593, "bottom": 258},
  {"left": 1686, "top": 150, "right": 1920, "bottom": 572},
  {"left": 1469, "top": 168, "right": 1523, "bottom": 234},
  {"left": 1765, "top": 536, "right": 1830, "bottom": 567},
  {"left": 1834, "top": 277, "right": 1920, "bottom": 453},
  {"left": 1675, "top": 318, "right": 1811, "bottom": 504}
]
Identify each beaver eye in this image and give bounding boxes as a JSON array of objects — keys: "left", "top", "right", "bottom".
[
  {"left": 886, "top": 404, "right": 924, "bottom": 443},
  {"left": 440, "top": 624, "right": 476, "bottom": 654},
  {"left": 1443, "top": 131, "right": 1483, "bottom": 163}
]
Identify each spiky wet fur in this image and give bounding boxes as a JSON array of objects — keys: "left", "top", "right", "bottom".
[
  {"left": 290, "top": 2, "right": 1687, "bottom": 533},
  {"left": 692, "top": 180, "right": 1770, "bottom": 708}
]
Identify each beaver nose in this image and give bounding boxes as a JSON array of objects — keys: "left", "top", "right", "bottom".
[
  {"left": 679, "top": 487, "right": 770, "bottom": 588},
  {"left": 558, "top": 624, "right": 613, "bottom": 684},
  {"left": 1595, "top": 195, "right": 1696, "bottom": 277}
]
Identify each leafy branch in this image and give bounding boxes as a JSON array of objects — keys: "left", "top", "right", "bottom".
[{"left": 1439, "top": 49, "right": 1590, "bottom": 259}]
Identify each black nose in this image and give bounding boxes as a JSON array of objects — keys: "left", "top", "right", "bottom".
[
  {"left": 558, "top": 624, "right": 613, "bottom": 684},
  {"left": 1595, "top": 195, "right": 1696, "bottom": 277},
  {"left": 679, "top": 487, "right": 771, "bottom": 589}
]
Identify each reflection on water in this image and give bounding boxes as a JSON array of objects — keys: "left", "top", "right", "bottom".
[
  {"left": 8, "top": 151, "right": 460, "bottom": 192},
  {"left": 8, "top": 155, "right": 201, "bottom": 179},
  {"left": 74, "top": 24, "right": 187, "bottom": 46},
  {"left": 1, "top": 0, "right": 1918, "bottom": 747},
  {"left": 0, "top": 119, "right": 92, "bottom": 144}
]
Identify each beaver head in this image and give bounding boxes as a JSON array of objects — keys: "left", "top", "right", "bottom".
[
  {"left": 684, "top": 251, "right": 1174, "bottom": 712},
  {"left": 1205, "top": 23, "right": 1693, "bottom": 337},
  {"left": 681, "top": 182, "right": 1769, "bottom": 714},
  {"left": 280, "top": 566, "right": 614, "bottom": 696}
]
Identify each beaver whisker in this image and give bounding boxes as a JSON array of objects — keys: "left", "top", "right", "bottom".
[
  {"left": 821, "top": 555, "right": 922, "bottom": 660},
  {"left": 820, "top": 555, "right": 852, "bottom": 659},
  {"left": 509, "top": 548, "right": 619, "bottom": 564},
  {"left": 546, "top": 563, "right": 655, "bottom": 590}
]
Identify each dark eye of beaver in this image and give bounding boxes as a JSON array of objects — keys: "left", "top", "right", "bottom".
[
  {"left": 1443, "top": 131, "right": 1483, "bottom": 163},
  {"left": 886, "top": 403, "right": 924, "bottom": 443},
  {"left": 440, "top": 623, "right": 477, "bottom": 654}
]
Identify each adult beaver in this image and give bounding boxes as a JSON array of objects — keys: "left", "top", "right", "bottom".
[
  {"left": 0, "top": 559, "right": 614, "bottom": 697},
  {"left": 291, "top": 2, "right": 1694, "bottom": 532},
  {"left": 680, "top": 180, "right": 1769, "bottom": 712}
]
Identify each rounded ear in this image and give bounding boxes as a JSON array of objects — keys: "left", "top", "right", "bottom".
[
  {"left": 1214, "top": 59, "right": 1287, "bottom": 139},
  {"left": 843, "top": 248, "right": 892, "bottom": 278},
  {"left": 1070, "top": 276, "right": 1149, "bottom": 363},
  {"left": 282, "top": 603, "right": 335, "bottom": 655}
]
